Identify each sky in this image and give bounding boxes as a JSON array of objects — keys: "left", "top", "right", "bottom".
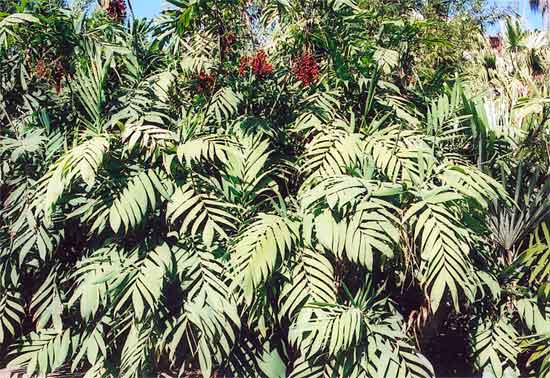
[
  {"left": 127, "top": 0, "right": 163, "bottom": 18},
  {"left": 93, "top": 0, "right": 547, "bottom": 36},
  {"left": 487, "top": 0, "right": 545, "bottom": 33},
  {"left": 125, "top": 0, "right": 546, "bottom": 30}
]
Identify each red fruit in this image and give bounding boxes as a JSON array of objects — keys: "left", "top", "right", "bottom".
[
  {"left": 107, "top": 0, "right": 127, "bottom": 22},
  {"left": 239, "top": 50, "right": 273, "bottom": 77},
  {"left": 252, "top": 50, "right": 273, "bottom": 76},
  {"left": 196, "top": 70, "right": 215, "bottom": 93},
  {"left": 292, "top": 52, "right": 319, "bottom": 86}
]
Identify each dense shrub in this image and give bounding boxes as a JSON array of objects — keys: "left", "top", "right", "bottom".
[{"left": 1, "top": 1, "right": 549, "bottom": 377}]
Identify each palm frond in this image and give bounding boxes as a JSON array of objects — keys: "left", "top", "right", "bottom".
[
  {"left": 0, "top": 290, "right": 24, "bottom": 345},
  {"left": 8, "top": 329, "right": 73, "bottom": 376},
  {"left": 167, "top": 182, "right": 239, "bottom": 246},
  {"left": 469, "top": 316, "right": 520, "bottom": 378},
  {"left": 231, "top": 214, "right": 299, "bottom": 299},
  {"left": 405, "top": 191, "right": 477, "bottom": 311}
]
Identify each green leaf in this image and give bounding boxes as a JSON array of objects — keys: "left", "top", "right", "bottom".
[
  {"left": 231, "top": 214, "right": 298, "bottom": 299},
  {"left": 167, "top": 182, "right": 239, "bottom": 246},
  {"left": 259, "top": 347, "right": 286, "bottom": 378}
]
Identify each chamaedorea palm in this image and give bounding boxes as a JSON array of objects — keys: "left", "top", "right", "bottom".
[{"left": 2, "top": 0, "right": 547, "bottom": 377}]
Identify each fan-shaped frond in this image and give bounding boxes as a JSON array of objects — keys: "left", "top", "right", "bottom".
[{"left": 1, "top": 2, "right": 545, "bottom": 377}]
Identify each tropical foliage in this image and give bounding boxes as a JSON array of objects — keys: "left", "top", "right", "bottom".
[{"left": 0, "top": 0, "right": 549, "bottom": 377}]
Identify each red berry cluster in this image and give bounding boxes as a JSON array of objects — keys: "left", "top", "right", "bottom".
[
  {"left": 292, "top": 52, "right": 319, "bottom": 86},
  {"left": 239, "top": 50, "right": 273, "bottom": 77},
  {"left": 196, "top": 70, "right": 215, "bottom": 93},
  {"left": 107, "top": 0, "right": 127, "bottom": 22}
]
